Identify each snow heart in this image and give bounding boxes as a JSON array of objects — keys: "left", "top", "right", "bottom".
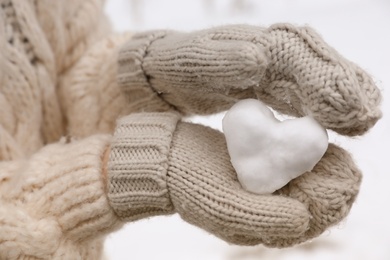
[{"left": 222, "top": 99, "right": 329, "bottom": 194}]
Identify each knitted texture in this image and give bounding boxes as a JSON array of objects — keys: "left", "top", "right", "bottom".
[
  {"left": 33, "top": 0, "right": 111, "bottom": 74},
  {"left": 59, "top": 33, "right": 134, "bottom": 138},
  {"left": 107, "top": 112, "right": 362, "bottom": 247},
  {"left": 118, "top": 24, "right": 381, "bottom": 136},
  {"left": 260, "top": 24, "right": 381, "bottom": 136},
  {"left": 1, "top": 0, "right": 183, "bottom": 258},
  {"left": 0, "top": 135, "right": 122, "bottom": 259},
  {"left": 108, "top": 113, "right": 180, "bottom": 220},
  {"left": 118, "top": 26, "right": 268, "bottom": 115},
  {"left": 168, "top": 122, "right": 310, "bottom": 244},
  {"left": 1, "top": 0, "right": 57, "bottom": 155},
  {"left": 0, "top": 0, "right": 129, "bottom": 258},
  {"left": 0, "top": 0, "right": 383, "bottom": 256},
  {"left": 272, "top": 144, "right": 362, "bottom": 247},
  {"left": 118, "top": 31, "right": 178, "bottom": 113},
  {"left": 0, "top": 0, "right": 114, "bottom": 158},
  {"left": 168, "top": 122, "right": 361, "bottom": 247}
]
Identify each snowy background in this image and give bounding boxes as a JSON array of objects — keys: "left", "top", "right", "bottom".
[{"left": 104, "top": 0, "right": 390, "bottom": 259}]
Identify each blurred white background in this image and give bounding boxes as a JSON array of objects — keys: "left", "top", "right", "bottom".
[{"left": 104, "top": 0, "right": 390, "bottom": 259}]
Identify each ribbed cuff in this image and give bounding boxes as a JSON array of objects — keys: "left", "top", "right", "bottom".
[{"left": 108, "top": 112, "right": 181, "bottom": 221}]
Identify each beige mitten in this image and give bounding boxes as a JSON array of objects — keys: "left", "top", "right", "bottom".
[
  {"left": 118, "top": 27, "right": 269, "bottom": 115},
  {"left": 118, "top": 24, "right": 381, "bottom": 136},
  {"left": 261, "top": 24, "right": 381, "bottom": 136},
  {"left": 108, "top": 113, "right": 361, "bottom": 247}
]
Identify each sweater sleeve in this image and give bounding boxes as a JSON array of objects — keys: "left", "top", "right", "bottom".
[
  {"left": 58, "top": 32, "right": 176, "bottom": 139},
  {"left": 32, "top": 0, "right": 111, "bottom": 74},
  {"left": 0, "top": 135, "right": 123, "bottom": 259}
]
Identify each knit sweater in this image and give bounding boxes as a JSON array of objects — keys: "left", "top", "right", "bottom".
[
  {"left": 0, "top": 0, "right": 381, "bottom": 259},
  {"left": 0, "top": 1, "right": 126, "bottom": 258}
]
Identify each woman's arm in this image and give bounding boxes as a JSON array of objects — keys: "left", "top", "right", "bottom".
[{"left": 0, "top": 134, "right": 123, "bottom": 259}]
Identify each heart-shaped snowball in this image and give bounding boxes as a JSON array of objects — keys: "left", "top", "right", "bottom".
[{"left": 222, "top": 99, "right": 328, "bottom": 194}]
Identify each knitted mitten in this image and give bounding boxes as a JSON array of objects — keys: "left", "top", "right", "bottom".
[
  {"left": 108, "top": 112, "right": 362, "bottom": 247},
  {"left": 118, "top": 24, "right": 381, "bottom": 136}
]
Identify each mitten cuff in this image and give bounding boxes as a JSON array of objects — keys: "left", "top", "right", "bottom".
[{"left": 108, "top": 112, "right": 181, "bottom": 221}]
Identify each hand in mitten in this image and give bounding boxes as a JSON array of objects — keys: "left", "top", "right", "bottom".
[
  {"left": 118, "top": 24, "right": 381, "bottom": 136},
  {"left": 107, "top": 113, "right": 362, "bottom": 247},
  {"left": 113, "top": 23, "right": 381, "bottom": 248}
]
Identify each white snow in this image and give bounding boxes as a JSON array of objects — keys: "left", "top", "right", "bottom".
[
  {"left": 104, "top": 0, "right": 390, "bottom": 259},
  {"left": 222, "top": 99, "right": 328, "bottom": 194}
]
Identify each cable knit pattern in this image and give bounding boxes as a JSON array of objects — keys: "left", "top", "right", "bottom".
[
  {"left": 0, "top": 3, "right": 129, "bottom": 257},
  {"left": 33, "top": 0, "right": 110, "bottom": 74},
  {"left": 1, "top": 0, "right": 64, "bottom": 148},
  {"left": 1, "top": 0, "right": 46, "bottom": 155}
]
